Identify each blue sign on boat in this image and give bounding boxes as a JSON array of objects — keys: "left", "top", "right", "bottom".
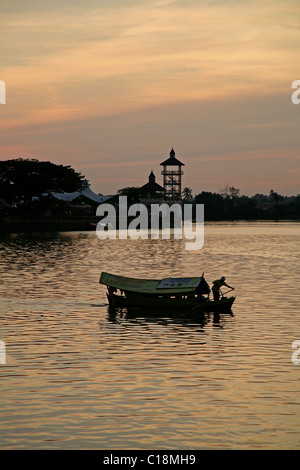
[{"left": 157, "top": 278, "right": 201, "bottom": 289}]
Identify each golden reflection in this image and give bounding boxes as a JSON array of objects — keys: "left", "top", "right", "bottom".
[{"left": 1, "top": 223, "right": 300, "bottom": 449}]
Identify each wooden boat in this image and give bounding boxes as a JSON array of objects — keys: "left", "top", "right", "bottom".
[{"left": 99, "top": 272, "right": 235, "bottom": 313}]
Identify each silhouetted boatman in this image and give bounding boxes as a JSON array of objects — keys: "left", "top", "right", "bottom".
[{"left": 212, "top": 276, "right": 234, "bottom": 301}]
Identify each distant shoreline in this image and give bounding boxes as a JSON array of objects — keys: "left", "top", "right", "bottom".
[
  {"left": 0, "top": 215, "right": 299, "bottom": 234},
  {"left": 0, "top": 216, "right": 98, "bottom": 234}
]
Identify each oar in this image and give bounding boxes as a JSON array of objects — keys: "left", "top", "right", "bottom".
[{"left": 221, "top": 288, "right": 235, "bottom": 297}]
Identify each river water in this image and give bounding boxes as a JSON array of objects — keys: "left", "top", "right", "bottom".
[{"left": 0, "top": 221, "right": 300, "bottom": 450}]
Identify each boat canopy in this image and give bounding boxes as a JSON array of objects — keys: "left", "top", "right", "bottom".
[{"left": 100, "top": 272, "right": 210, "bottom": 295}]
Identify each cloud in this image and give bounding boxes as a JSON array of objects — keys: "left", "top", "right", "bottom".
[{"left": 1, "top": 0, "right": 300, "bottom": 196}]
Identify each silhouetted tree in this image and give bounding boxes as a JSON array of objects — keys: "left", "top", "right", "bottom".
[
  {"left": 269, "top": 189, "right": 283, "bottom": 206},
  {"left": 194, "top": 191, "right": 226, "bottom": 220},
  {"left": 220, "top": 185, "right": 240, "bottom": 200},
  {"left": 117, "top": 186, "right": 141, "bottom": 204},
  {"left": 0, "top": 158, "right": 84, "bottom": 204},
  {"left": 182, "top": 187, "right": 193, "bottom": 201}
]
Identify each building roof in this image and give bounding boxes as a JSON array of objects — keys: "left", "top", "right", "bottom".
[
  {"left": 160, "top": 148, "right": 185, "bottom": 167},
  {"left": 51, "top": 180, "right": 112, "bottom": 204},
  {"left": 140, "top": 181, "right": 165, "bottom": 193},
  {"left": 140, "top": 171, "right": 165, "bottom": 193}
]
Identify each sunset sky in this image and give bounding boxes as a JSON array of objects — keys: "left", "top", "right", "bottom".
[{"left": 1, "top": 0, "right": 300, "bottom": 196}]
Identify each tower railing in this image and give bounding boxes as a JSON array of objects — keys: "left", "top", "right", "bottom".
[{"left": 161, "top": 170, "right": 183, "bottom": 176}]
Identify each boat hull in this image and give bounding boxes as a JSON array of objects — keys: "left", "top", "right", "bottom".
[{"left": 107, "top": 292, "right": 235, "bottom": 313}]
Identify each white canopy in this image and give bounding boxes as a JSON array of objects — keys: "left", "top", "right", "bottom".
[{"left": 51, "top": 180, "right": 112, "bottom": 204}]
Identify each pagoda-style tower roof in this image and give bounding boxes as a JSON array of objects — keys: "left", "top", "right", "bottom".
[
  {"left": 140, "top": 171, "right": 165, "bottom": 193},
  {"left": 160, "top": 148, "right": 185, "bottom": 167}
]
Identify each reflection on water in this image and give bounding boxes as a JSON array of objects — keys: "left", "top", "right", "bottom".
[
  {"left": 107, "top": 307, "right": 232, "bottom": 330},
  {"left": 0, "top": 222, "right": 300, "bottom": 449}
]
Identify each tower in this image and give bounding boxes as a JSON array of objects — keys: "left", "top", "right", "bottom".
[
  {"left": 160, "top": 148, "right": 184, "bottom": 202},
  {"left": 139, "top": 170, "right": 165, "bottom": 206}
]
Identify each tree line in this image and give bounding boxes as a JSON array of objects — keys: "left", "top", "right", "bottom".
[
  {"left": 117, "top": 184, "right": 300, "bottom": 220},
  {"left": 0, "top": 158, "right": 299, "bottom": 220},
  {"left": 182, "top": 186, "right": 300, "bottom": 220}
]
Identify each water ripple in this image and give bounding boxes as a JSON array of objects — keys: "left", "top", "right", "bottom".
[{"left": 1, "top": 223, "right": 300, "bottom": 449}]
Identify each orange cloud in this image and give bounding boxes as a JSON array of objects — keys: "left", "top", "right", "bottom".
[{"left": 3, "top": 0, "right": 300, "bottom": 132}]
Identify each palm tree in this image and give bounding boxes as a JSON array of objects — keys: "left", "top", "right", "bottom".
[{"left": 182, "top": 187, "right": 193, "bottom": 201}]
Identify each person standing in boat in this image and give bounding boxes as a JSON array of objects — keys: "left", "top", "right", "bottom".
[{"left": 212, "top": 276, "right": 234, "bottom": 301}]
